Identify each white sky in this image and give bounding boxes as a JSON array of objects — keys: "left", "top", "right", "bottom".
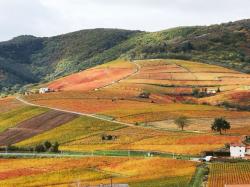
[{"left": 0, "top": 0, "right": 250, "bottom": 41}]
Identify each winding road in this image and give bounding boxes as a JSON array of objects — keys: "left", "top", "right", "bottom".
[
  {"left": 16, "top": 96, "right": 134, "bottom": 127},
  {"left": 15, "top": 61, "right": 142, "bottom": 127}
]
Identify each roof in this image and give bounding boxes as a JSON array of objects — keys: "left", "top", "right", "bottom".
[
  {"left": 230, "top": 143, "right": 246, "bottom": 147},
  {"left": 225, "top": 185, "right": 250, "bottom": 187}
]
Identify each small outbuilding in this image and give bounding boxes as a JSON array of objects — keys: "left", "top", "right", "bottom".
[
  {"left": 206, "top": 89, "right": 217, "bottom": 95},
  {"left": 39, "top": 87, "right": 50, "bottom": 94}
]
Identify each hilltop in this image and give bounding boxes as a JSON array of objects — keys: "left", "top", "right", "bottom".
[{"left": 0, "top": 19, "right": 250, "bottom": 94}]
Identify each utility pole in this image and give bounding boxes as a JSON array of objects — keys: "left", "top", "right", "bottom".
[{"left": 110, "top": 177, "right": 113, "bottom": 187}]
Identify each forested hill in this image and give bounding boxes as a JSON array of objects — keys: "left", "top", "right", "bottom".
[{"left": 0, "top": 19, "right": 250, "bottom": 94}]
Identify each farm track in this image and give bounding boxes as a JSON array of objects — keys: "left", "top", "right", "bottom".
[
  {"left": 0, "top": 110, "right": 78, "bottom": 146},
  {"left": 97, "top": 61, "right": 141, "bottom": 90},
  {"left": 15, "top": 62, "right": 142, "bottom": 129},
  {"left": 16, "top": 97, "right": 136, "bottom": 128}
]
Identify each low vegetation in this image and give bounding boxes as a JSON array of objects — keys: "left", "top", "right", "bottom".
[
  {"left": 208, "top": 162, "right": 250, "bottom": 187},
  {"left": 0, "top": 106, "right": 48, "bottom": 133},
  {"left": 0, "top": 157, "right": 197, "bottom": 187},
  {"left": 16, "top": 116, "right": 124, "bottom": 147}
]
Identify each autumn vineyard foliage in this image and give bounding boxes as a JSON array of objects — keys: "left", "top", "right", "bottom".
[
  {"left": 0, "top": 157, "right": 197, "bottom": 187},
  {"left": 208, "top": 162, "right": 250, "bottom": 187},
  {"left": 0, "top": 58, "right": 250, "bottom": 186}
]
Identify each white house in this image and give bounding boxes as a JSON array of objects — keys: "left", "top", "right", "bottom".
[
  {"left": 230, "top": 143, "right": 250, "bottom": 158},
  {"left": 39, "top": 87, "right": 50, "bottom": 94},
  {"left": 206, "top": 89, "right": 217, "bottom": 95}
]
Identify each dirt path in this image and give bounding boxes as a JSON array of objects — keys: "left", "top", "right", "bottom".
[
  {"left": 96, "top": 61, "right": 141, "bottom": 90},
  {"left": 16, "top": 97, "right": 135, "bottom": 127},
  {"left": 15, "top": 62, "right": 142, "bottom": 129}
]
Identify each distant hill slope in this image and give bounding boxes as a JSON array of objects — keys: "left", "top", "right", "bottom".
[
  {"left": 0, "top": 19, "right": 250, "bottom": 94},
  {"left": 0, "top": 29, "right": 140, "bottom": 93},
  {"left": 120, "top": 19, "right": 250, "bottom": 72}
]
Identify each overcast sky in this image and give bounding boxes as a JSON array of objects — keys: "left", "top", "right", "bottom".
[{"left": 0, "top": 0, "right": 250, "bottom": 41}]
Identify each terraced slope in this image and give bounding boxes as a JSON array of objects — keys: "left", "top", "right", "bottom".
[
  {"left": 0, "top": 97, "right": 24, "bottom": 113},
  {"left": 48, "top": 60, "right": 136, "bottom": 91},
  {"left": 24, "top": 59, "right": 250, "bottom": 124},
  {"left": 0, "top": 110, "right": 78, "bottom": 146},
  {"left": 16, "top": 116, "right": 124, "bottom": 147},
  {"left": 0, "top": 106, "right": 49, "bottom": 133}
]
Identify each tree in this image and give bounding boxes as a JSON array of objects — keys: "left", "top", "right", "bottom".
[
  {"left": 174, "top": 116, "right": 190, "bottom": 131},
  {"left": 35, "top": 144, "right": 46, "bottom": 152},
  {"left": 211, "top": 117, "right": 231, "bottom": 135},
  {"left": 43, "top": 141, "right": 52, "bottom": 150},
  {"left": 192, "top": 88, "right": 200, "bottom": 97},
  {"left": 50, "top": 142, "right": 59, "bottom": 153}
]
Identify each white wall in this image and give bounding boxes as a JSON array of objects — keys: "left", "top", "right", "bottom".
[{"left": 230, "top": 146, "right": 245, "bottom": 157}]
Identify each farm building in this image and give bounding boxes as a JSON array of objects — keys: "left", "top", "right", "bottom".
[
  {"left": 39, "top": 87, "right": 51, "bottom": 94},
  {"left": 90, "top": 184, "right": 129, "bottom": 187},
  {"left": 206, "top": 89, "right": 217, "bottom": 94},
  {"left": 225, "top": 185, "right": 250, "bottom": 187},
  {"left": 230, "top": 143, "right": 250, "bottom": 158},
  {"left": 200, "top": 87, "right": 218, "bottom": 95}
]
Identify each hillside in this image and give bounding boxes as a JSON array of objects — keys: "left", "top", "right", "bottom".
[
  {"left": 0, "top": 29, "right": 140, "bottom": 94},
  {"left": 0, "top": 19, "right": 250, "bottom": 94},
  {"left": 124, "top": 19, "right": 250, "bottom": 72},
  {"left": 0, "top": 59, "right": 250, "bottom": 186}
]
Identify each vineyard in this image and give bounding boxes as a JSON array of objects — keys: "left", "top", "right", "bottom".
[
  {"left": 48, "top": 60, "right": 136, "bottom": 91},
  {"left": 149, "top": 117, "right": 250, "bottom": 132},
  {"left": 0, "top": 157, "right": 197, "bottom": 187},
  {"left": 208, "top": 162, "right": 250, "bottom": 187},
  {"left": 24, "top": 91, "right": 250, "bottom": 124},
  {"left": 16, "top": 116, "right": 124, "bottom": 147},
  {"left": 0, "top": 106, "right": 49, "bottom": 133},
  {"left": 1, "top": 59, "right": 250, "bottom": 186},
  {"left": 0, "top": 97, "right": 24, "bottom": 113},
  {"left": 24, "top": 59, "right": 250, "bottom": 127},
  {"left": 16, "top": 122, "right": 241, "bottom": 155}
]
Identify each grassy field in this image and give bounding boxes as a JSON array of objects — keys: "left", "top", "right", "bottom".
[
  {"left": 0, "top": 157, "right": 197, "bottom": 187},
  {"left": 208, "top": 162, "right": 250, "bottom": 187},
  {"left": 149, "top": 117, "right": 250, "bottom": 133},
  {"left": 0, "top": 106, "right": 49, "bottom": 133}
]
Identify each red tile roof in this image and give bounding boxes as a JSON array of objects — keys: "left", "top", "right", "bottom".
[{"left": 230, "top": 143, "right": 246, "bottom": 147}]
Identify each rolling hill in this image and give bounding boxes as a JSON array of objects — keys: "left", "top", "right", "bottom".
[
  {"left": 0, "top": 58, "right": 250, "bottom": 186},
  {"left": 1, "top": 19, "right": 250, "bottom": 95}
]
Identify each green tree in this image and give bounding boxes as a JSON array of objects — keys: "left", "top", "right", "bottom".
[
  {"left": 174, "top": 116, "right": 190, "bottom": 131},
  {"left": 192, "top": 88, "right": 200, "bottom": 97},
  {"left": 50, "top": 142, "right": 59, "bottom": 153},
  {"left": 35, "top": 144, "right": 46, "bottom": 152},
  {"left": 211, "top": 117, "right": 231, "bottom": 135},
  {"left": 43, "top": 141, "right": 52, "bottom": 150}
]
